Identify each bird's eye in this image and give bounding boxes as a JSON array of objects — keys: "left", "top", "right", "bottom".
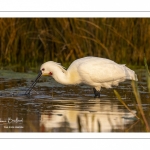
[{"left": 42, "top": 68, "right": 45, "bottom": 71}]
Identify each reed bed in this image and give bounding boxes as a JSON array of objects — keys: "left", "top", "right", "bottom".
[{"left": 0, "top": 18, "right": 150, "bottom": 71}]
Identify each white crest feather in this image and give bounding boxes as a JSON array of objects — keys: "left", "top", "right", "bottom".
[{"left": 55, "top": 62, "right": 66, "bottom": 73}]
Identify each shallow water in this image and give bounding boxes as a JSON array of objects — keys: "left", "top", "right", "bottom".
[{"left": 0, "top": 69, "right": 150, "bottom": 132}]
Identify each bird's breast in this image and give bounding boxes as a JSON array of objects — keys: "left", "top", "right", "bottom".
[{"left": 68, "top": 70, "right": 82, "bottom": 85}]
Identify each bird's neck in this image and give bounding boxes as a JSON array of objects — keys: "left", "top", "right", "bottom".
[
  {"left": 52, "top": 69, "right": 71, "bottom": 85},
  {"left": 51, "top": 66, "right": 81, "bottom": 85}
]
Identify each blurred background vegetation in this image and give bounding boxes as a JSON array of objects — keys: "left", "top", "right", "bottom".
[{"left": 0, "top": 18, "right": 150, "bottom": 72}]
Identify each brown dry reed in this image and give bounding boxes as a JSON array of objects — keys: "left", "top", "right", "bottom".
[{"left": 0, "top": 18, "right": 150, "bottom": 71}]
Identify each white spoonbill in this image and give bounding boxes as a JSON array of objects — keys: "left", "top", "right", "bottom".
[{"left": 25, "top": 56, "right": 138, "bottom": 97}]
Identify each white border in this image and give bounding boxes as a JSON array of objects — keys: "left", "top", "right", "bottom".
[
  {"left": 0, "top": 133, "right": 150, "bottom": 139},
  {"left": 0, "top": 1, "right": 149, "bottom": 149},
  {"left": 0, "top": 0, "right": 150, "bottom": 17},
  {"left": 0, "top": 0, "right": 150, "bottom": 11},
  {"left": 0, "top": 12, "right": 150, "bottom": 18}
]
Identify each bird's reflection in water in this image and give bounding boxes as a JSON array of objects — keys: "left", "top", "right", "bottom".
[{"left": 40, "top": 98, "right": 137, "bottom": 132}]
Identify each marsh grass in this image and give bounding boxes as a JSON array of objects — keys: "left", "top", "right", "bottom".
[
  {"left": 0, "top": 18, "right": 150, "bottom": 71},
  {"left": 114, "top": 57, "right": 150, "bottom": 132},
  {"left": 114, "top": 58, "right": 150, "bottom": 131},
  {"left": 144, "top": 57, "right": 150, "bottom": 92},
  {"left": 131, "top": 80, "right": 150, "bottom": 131},
  {"left": 114, "top": 90, "right": 139, "bottom": 120},
  {"left": 114, "top": 83, "right": 150, "bottom": 132}
]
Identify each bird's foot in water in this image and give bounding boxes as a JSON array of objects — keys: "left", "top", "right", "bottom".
[{"left": 93, "top": 88, "right": 100, "bottom": 98}]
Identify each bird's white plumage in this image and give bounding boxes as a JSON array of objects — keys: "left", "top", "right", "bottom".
[{"left": 40, "top": 56, "right": 138, "bottom": 91}]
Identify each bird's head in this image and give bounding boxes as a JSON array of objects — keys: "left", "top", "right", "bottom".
[
  {"left": 25, "top": 61, "right": 66, "bottom": 95},
  {"left": 39, "top": 61, "right": 57, "bottom": 76}
]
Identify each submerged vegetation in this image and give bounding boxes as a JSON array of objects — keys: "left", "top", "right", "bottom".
[{"left": 0, "top": 18, "right": 150, "bottom": 71}]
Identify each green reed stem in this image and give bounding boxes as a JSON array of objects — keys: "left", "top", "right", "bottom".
[
  {"left": 114, "top": 90, "right": 139, "bottom": 120},
  {"left": 131, "top": 80, "right": 150, "bottom": 132},
  {"left": 144, "top": 57, "right": 150, "bottom": 92},
  {"left": 144, "top": 57, "right": 150, "bottom": 76}
]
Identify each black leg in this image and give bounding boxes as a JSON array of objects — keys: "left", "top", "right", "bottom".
[{"left": 93, "top": 88, "right": 100, "bottom": 98}]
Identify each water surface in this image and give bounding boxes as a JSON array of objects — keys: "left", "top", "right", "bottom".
[{"left": 0, "top": 69, "right": 150, "bottom": 132}]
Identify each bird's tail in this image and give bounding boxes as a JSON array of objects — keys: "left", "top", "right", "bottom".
[{"left": 124, "top": 66, "right": 138, "bottom": 81}]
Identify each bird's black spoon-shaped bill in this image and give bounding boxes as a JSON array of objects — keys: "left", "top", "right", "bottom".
[{"left": 25, "top": 70, "right": 42, "bottom": 95}]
